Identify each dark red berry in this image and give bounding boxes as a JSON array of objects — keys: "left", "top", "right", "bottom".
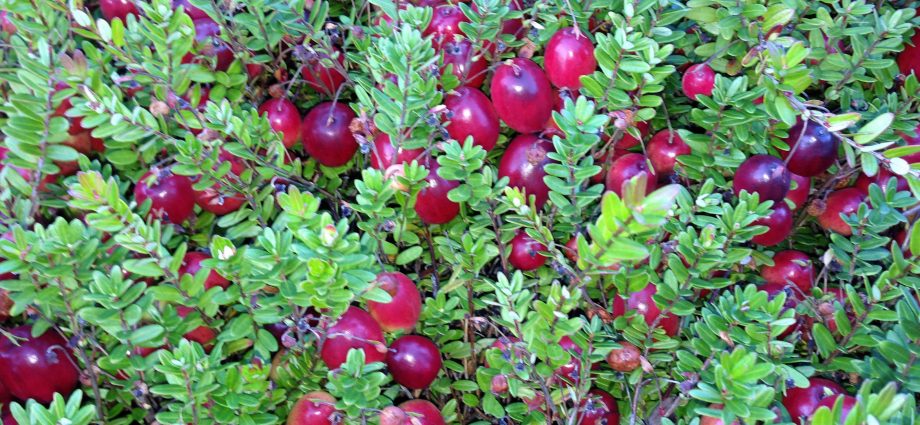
[
  {"left": 508, "top": 230, "right": 547, "bottom": 271},
  {"left": 818, "top": 188, "right": 865, "bottom": 236},
  {"left": 787, "top": 173, "right": 811, "bottom": 210},
  {"left": 398, "top": 400, "right": 444, "bottom": 425},
  {"left": 258, "top": 98, "right": 302, "bottom": 148},
  {"left": 441, "top": 40, "right": 487, "bottom": 88},
  {"left": 682, "top": 64, "right": 716, "bottom": 100},
  {"left": 175, "top": 306, "right": 217, "bottom": 351},
  {"left": 99, "top": 0, "right": 138, "bottom": 21},
  {"left": 414, "top": 159, "right": 460, "bottom": 224},
  {"left": 897, "top": 30, "right": 920, "bottom": 77},
  {"left": 423, "top": 5, "right": 469, "bottom": 49},
  {"left": 498, "top": 134, "right": 556, "bottom": 208},
  {"left": 813, "top": 395, "right": 857, "bottom": 424},
  {"left": 617, "top": 119, "right": 650, "bottom": 149},
  {"left": 301, "top": 48, "right": 347, "bottom": 96},
  {"left": 854, "top": 168, "right": 908, "bottom": 194},
  {"left": 605, "top": 153, "right": 657, "bottom": 197},
  {"left": 612, "top": 284, "right": 679, "bottom": 336},
  {"left": 192, "top": 18, "right": 233, "bottom": 71},
  {"left": 367, "top": 272, "right": 422, "bottom": 332},
  {"left": 605, "top": 341, "right": 640, "bottom": 372},
  {"left": 751, "top": 202, "right": 793, "bottom": 246},
  {"left": 378, "top": 407, "right": 408, "bottom": 425},
  {"left": 781, "top": 119, "right": 840, "bottom": 177},
  {"left": 320, "top": 306, "right": 386, "bottom": 369},
  {"left": 647, "top": 130, "right": 691, "bottom": 175},
  {"left": 288, "top": 391, "right": 338, "bottom": 425},
  {"left": 543, "top": 28, "right": 597, "bottom": 90},
  {"left": 732, "top": 155, "right": 791, "bottom": 203},
  {"left": 490, "top": 58, "right": 554, "bottom": 133},
  {"left": 0, "top": 325, "right": 80, "bottom": 404},
  {"left": 301, "top": 102, "right": 359, "bottom": 167},
  {"left": 134, "top": 169, "right": 196, "bottom": 225},
  {"left": 444, "top": 87, "right": 500, "bottom": 151},
  {"left": 761, "top": 250, "right": 814, "bottom": 293},
  {"left": 781, "top": 377, "right": 845, "bottom": 425},
  {"left": 553, "top": 335, "right": 583, "bottom": 385},
  {"left": 386, "top": 335, "right": 442, "bottom": 390},
  {"left": 579, "top": 389, "right": 620, "bottom": 425},
  {"left": 179, "top": 252, "right": 230, "bottom": 290},
  {"left": 369, "top": 134, "right": 424, "bottom": 170},
  {"left": 193, "top": 150, "right": 246, "bottom": 215}
]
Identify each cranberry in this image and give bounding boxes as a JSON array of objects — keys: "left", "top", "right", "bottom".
[
  {"left": 682, "top": 64, "right": 716, "bottom": 100},
  {"left": 99, "top": 0, "right": 138, "bottom": 21},
  {"left": 498, "top": 134, "right": 556, "bottom": 208},
  {"left": 134, "top": 168, "right": 196, "bottom": 224},
  {"left": 813, "top": 394, "right": 857, "bottom": 424},
  {"left": 191, "top": 18, "right": 233, "bottom": 71},
  {"left": 246, "top": 63, "right": 264, "bottom": 79},
  {"left": 897, "top": 123, "right": 920, "bottom": 163},
  {"left": 787, "top": 173, "right": 811, "bottom": 209},
  {"left": 386, "top": 335, "right": 442, "bottom": 389},
  {"left": 897, "top": 30, "right": 920, "bottom": 76},
  {"left": 605, "top": 153, "right": 657, "bottom": 197},
  {"left": 398, "top": 400, "right": 444, "bottom": 425},
  {"left": 553, "top": 335, "right": 583, "bottom": 385},
  {"left": 414, "top": 159, "right": 460, "bottom": 224},
  {"left": 508, "top": 230, "right": 547, "bottom": 271},
  {"left": 781, "top": 377, "right": 845, "bottom": 425},
  {"left": 441, "top": 40, "right": 487, "bottom": 88},
  {"left": 780, "top": 119, "right": 840, "bottom": 177},
  {"left": 0, "top": 374, "right": 10, "bottom": 407},
  {"left": 369, "top": 134, "right": 424, "bottom": 170},
  {"left": 301, "top": 102, "right": 359, "bottom": 167},
  {"left": 612, "top": 284, "right": 679, "bottom": 337},
  {"left": 647, "top": 130, "right": 691, "bottom": 175},
  {"left": 751, "top": 202, "right": 793, "bottom": 246},
  {"left": 0, "top": 325, "right": 79, "bottom": 404},
  {"left": 817, "top": 188, "right": 865, "bottom": 236},
  {"left": 0, "top": 10, "right": 16, "bottom": 34},
  {"left": 578, "top": 389, "right": 620, "bottom": 425},
  {"left": 258, "top": 98, "right": 302, "bottom": 148},
  {"left": 378, "top": 406, "right": 409, "bottom": 425},
  {"left": 854, "top": 168, "right": 908, "bottom": 194},
  {"left": 173, "top": 0, "right": 209, "bottom": 19},
  {"left": 367, "top": 272, "right": 422, "bottom": 332},
  {"left": 490, "top": 58, "right": 554, "bottom": 133},
  {"left": 423, "top": 5, "right": 469, "bottom": 48},
  {"left": 700, "top": 404, "right": 739, "bottom": 425},
  {"left": 193, "top": 150, "right": 246, "bottom": 215},
  {"left": 732, "top": 155, "right": 790, "bottom": 203},
  {"left": 176, "top": 306, "right": 217, "bottom": 351},
  {"left": 1, "top": 412, "right": 16, "bottom": 425},
  {"left": 544, "top": 28, "right": 597, "bottom": 90},
  {"left": 288, "top": 391, "right": 338, "bottom": 425},
  {"left": 301, "top": 48, "right": 347, "bottom": 96},
  {"left": 179, "top": 252, "right": 230, "bottom": 290},
  {"left": 605, "top": 341, "right": 640, "bottom": 372},
  {"left": 761, "top": 250, "right": 814, "bottom": 293},
  {"left": 320, "top": 306, "right": 386, "bottom": 369},
  {"left": 820, "top": 287, "right": 850, "bottom": 333},
  {"left": 617, "top": 119, "right": 650, "bottom": 149},
  {"left": 444, "top": 87, "right": 500, "bottom": 151}
]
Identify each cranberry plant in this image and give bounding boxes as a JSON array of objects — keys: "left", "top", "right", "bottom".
[{"left": 0, "top": 0, "right": 918, "bottom": 424}]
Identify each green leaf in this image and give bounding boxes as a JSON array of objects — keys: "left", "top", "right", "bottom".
[{"left": 853, "top": 113, "right": 893, "bottom": 144}]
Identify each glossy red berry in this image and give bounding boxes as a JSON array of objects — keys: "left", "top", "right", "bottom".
[
  {"left": 99, "top": 0, "right": 138, "bottom": 21},
  {"left": 612, "top": 284, "right": 679, "bottom": 337},
  {"left": 1, "top": 411, "right": 14, "bottom": 425},
  {"left": 0, "top": 325, "right": 79, "bottom": 404},
  {"left": 378, "top": 407, "right": 409, "bottom": 425},
  {"left": 579, "top": 389, "right": 620, "bottom": 425},
  {"left": 175, "top": 306, "right": 217, "bottom": 351},
  {"left": 813, "top": 395, "right": 857, "bottom": 424},
  {"left": 369, "top": 134, "right": 424, "bottom": 170},
  {"left": 258, "top": 98, "right": 302, "bottom": 148},
  {"left": 301, "top": 102, "right": 359, "bottom": 167},
  {"left": 398, "top": 400, "right": 444, "bottom": 425},
  {"left": 287, "top": 391, "right": 338, "bottom": 425},
  {"left": 193, "top": 150, "right": 246, "bottom": 215},
  {"left": 414, "top": 160, "right": 460, "bottom": 224},
  {"left": 423, "top": 5, "right": 469, "bottom": 48},
  {"left": 301, "top": 48, "right": 347, "bottom": 96},
  {"left": 544, "top": 28, "right": 597, "bottom": 90},
  {"left": 367, "top": 272, "right": 422, "bottom": 332},
  {"left": 897, "top": 30, "right": 920, "bottom": 77},
  {"left": 732, "top": 155, "right": 790, "bottom": 203},
  {"left": 854, "top": 168, "right": 908, "bottom": 194},
  {"left": 192, "top": 18, "right": 233, "bottom": 71},
  {"left": 780, "top": 119, "right": 840, "bottom": 177},
  {"left": 818, "top": 188, "right": 865, "bottom": 236},
  {"left": 444, "top": 87, "right": 500, "bottom": 151},
  {"left": 498, "top": 134, "right": 556, "bottom": 209},
  {"left": 682, "top": 64, "right": 716, "bottom": 100},
  {"left": 761, "top": 250, "right": 814, "bottom": 293},
  {"left": 386, "top": 335, "right": 442, "bottom": 389},
  {"left": 0, "top": 375, "right": 10, "bottom": 407},
  {"left": 605, "top": 341, "right": 640, "bottom": 372},
  {"left": 508, "top": 230, "right": 547, "bottom": 271},
  {"left": 173, "top": 0, "right": 209, "bottom": 19},
  {"left": 490, "top": 58, "right": 554, "bottom": 133},
  {"left": 617, "top": 119, "right": 650, "bottom": 149},
  {"left": 179, "top": 252, "right": 230, "bottom": 290},
  {"left": 441, "top": 40, "right": 487, "bottom": 88},
  {"left": 605, "top": 153, "right": 657, "bottom": 197},
  {"left": 320, "top": 306, "right": 386, "bottom": 369},
  {"left": 647, "top": 130, "right": 691, "bottom": 175},
  {"left": 751, "top": 202, "right": 793, "bottom": 246},
  {"left": 787, "top": 173, "right": 811, "bottom": 210},
  {"left": 134, "top": 169, "right": 196, "bottom": 225},
  {"left": 554, "top": 336, "right": 583, "bottom": 385},
  {"left": 781, "top": 378, "right": 845, "bottom": 425}
]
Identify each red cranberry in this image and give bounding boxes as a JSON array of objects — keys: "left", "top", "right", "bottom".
[
  {"left": 498, "top": 134, "right": 556, "bottom": 208},
  {"left": 732, "top": 155, "right": 790, "bottom": 203},
  {"left": 444, "top": 87, "right": 500, "bottom": 151},
  {"left": 490, "top": 58, "right": 554, "bottom": 133},
  {"left": 246, "top": 63, "right": 264, "bottom": 79},
  {"left": 605, "top": 341, "right": 640, "bottom": 372},
  {"left": 751, "top": 202, "right": 793, "bottom": 246},
  {"left": 258, "top": 98, "right": 302, "bottom": 148},
  {"left": 897, "top": 30, "right": 920, "bottom": 76},
  {"left": 179, "top": 252, "right": 230, "bottom": 290},
  {"left": 134, "top": 169, "right": 196, "bottom": 225},
  {"left": 398, "top": 400, "right": 444, "bottom": 425},
  {"left": 414, "top": 159, "right": 460, "bottom": 224},
  {"left": 782, "top": 378, "right": 845, "bottom": 425},
  {"left": 288, "top": 391, "right": 338, "bottom": 425},
  {"left": 682, "top": 64, "right": 716, "bottom": 100},
  {"left": 1, "top": 411, "right": 14, "bottom": 425},
  {"left": 508, "top": 230, "right": 547, "bottom": 271},
  {"left": 617, "top": 119, "right": 650, "bottom": 149},
  {"left": 0, "top": 371, "right": 8, "bottom": 407},
  {"left": 302, "top": 102, "right": 358, "bottom": 167},
  {"left": 787, "top": 173, "right": 811, "bottom": 209},
  {"left": 367, "top": 272, "right": 422, "bottom": 332},
  {"left": 301, "top": 48, "right": 347, "bottom": 96},
  {"left": 99, "top": 0, "right": 138, "bottom": 21},
  {"left": 647, "top": 130, "right": 691, "bottom": 175},
  {"left": 386, "top": 335, "right": 442, "bottom": 390},
  {"left": 820, "top": 287, "right": 850, "bottom": 333},
  {"left": 191, "top": 18, "right": 233, "bottom": 71},
  {"left": 818, "top": 188, "right": 865, "bottom": 236},
  {"left": 175, "top": 306, "right": 217, "bottom": 351},
  {"left": 0, "top": 10, "right": 16, "bottom": 34},
  {"left": 0, "top": 325, "right": 79, "bottom": 404},
  {"left": 761, "top": 250, "right": 814, "bottom": 293},
  {"left": 369, "top": 134, "right": 424, "bottom": 170},
  {"left": 605, "top": 153, "right": 657, "bottom": 197},
  {"left": 173, "top": 0, "right": 208, "bottom": 19},
  {"left": 378, "top": 407, "right": 408, "bottom": 425},
  {"left": 193, "top": 150, "right": 246, "bottom": 215},
  {"left": 554, "top": 336, "right": 583, "bottom": 385},
  {"left": 898, "top": 123, "right": 920, "bottom": 163},
  {"left": 441, "top": 40, "right": 487, "bottom": 88},
  {"left": 780, "top": 119, "right": 840, "bottom": 177},
  {"left": 579, "top": 389, "right": 620, "bottom": 425},
  {"left": 813, "top": 394, "right": 857, "bottom": 424},
  {"left": 544, "top": 28, "right": 597, "bottom": 90},
  {"left": 854, "top": 168, "right": 908, "bottom": 194},
  {"left": 320, "top": 306, "right": 386, "bottom": 369},
  {"left": 612, "top": 284, "right": 679, "bottom": 337},
  {"left": 423, "top": 5, "right": 469, "bottom": 48}
]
